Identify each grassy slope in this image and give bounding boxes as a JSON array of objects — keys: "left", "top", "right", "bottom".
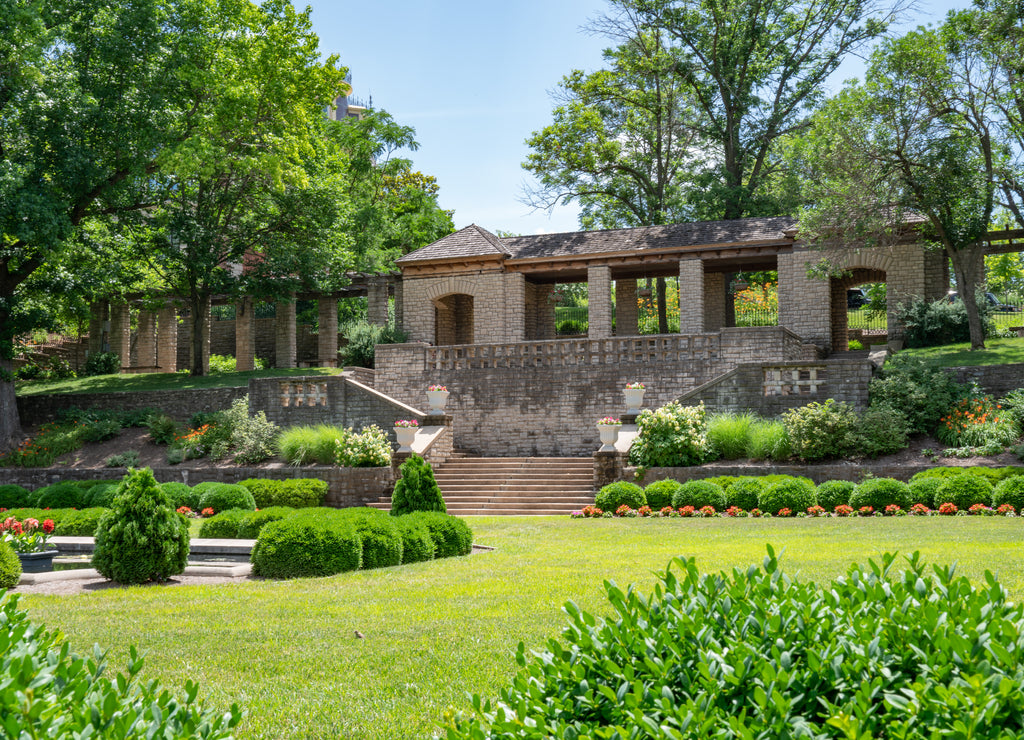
[
  {"left": 15, "top": 367, "right": 342, "bottom": 397},
  {"left": 18, "top": 516, "right": 1024, "bottom": 739},
  {"left": 901, "top": 336, "right": 1024, "bottom": 367}
]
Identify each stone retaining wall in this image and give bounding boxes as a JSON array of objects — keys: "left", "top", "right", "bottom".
[
  {"left": 17, "top": 387, "right": 247, "bottom": 424},
  {"left": 948, "top": 363, "right": 1024, "bottom": 396}
]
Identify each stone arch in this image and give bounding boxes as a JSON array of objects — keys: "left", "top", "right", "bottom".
[
  {"left": 830, "top": 267, "right": 886, "bottom": 352},
  {"left": 433, "top": 292, "right": 475, "bottom": 345}
]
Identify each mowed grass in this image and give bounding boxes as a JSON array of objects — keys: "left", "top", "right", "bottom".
[
  {"left": 901, "top": 336, "right": 1024, "bottom": 367},
  {"left": 17, "top": 516, "right": 1024, "bottom": 739}
]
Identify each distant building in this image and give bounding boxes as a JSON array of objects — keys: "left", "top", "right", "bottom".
[{"left": 326, "top": 72, "right": 370, "bottom": 121}]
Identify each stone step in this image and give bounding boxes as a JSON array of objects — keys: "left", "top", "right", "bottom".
[{"left": 432, "top": 481, "right": 592, "bottom": 491}]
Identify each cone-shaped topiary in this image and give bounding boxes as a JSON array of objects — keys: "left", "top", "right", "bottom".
[
  {"left": 390, "top": 455, "right": 446, "bottom": 516},
  {"left": 92, "top": 468, "right": 189, "bottom": 584}
]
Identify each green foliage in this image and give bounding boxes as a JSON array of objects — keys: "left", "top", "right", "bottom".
[
  {"left": 448, "top": 550, "right": 1024, "bottom": 739},
  {"left": 92, "top": 468, "right": 189, "bottom": 584},
  {"left": 338, "top": 509, "right": 404, "bottom": 569},
  {"left": 198, "top": 509, "right": 250, "bottom": 539},
  {"left": 80, "top": 417, "right": 122, "bottom": 443},
  {"left": 278, "top": 424, "right": 391, "bottom": 467},
  {"left": 85, "top": 482, "right": 121, "bottom": 509},
  {"left": 0, "top": 484, "right": 30, "bottom": 509},
  {"left": 782, "top": 400, "right": 857, "bottom": 462},
  {"left": 0, "top": 541, "right": 20, "bottom": 589},
  {"left": 851, "top": 405, "right": 909, "bottom": 458},
  {"left": 936, "top": 475, "right": 995, "bottom": 509},
  {"left": 936, "top": 395, "right": 1019, "bottom": 449},
  {"left": 339, "top": 322, "right": 409, "bottom": 368},
  {"left": 909, "top": 478, "right": 943, "bottom": 508},
  {"left": 671, "top": 480, "right": 726, "bottom": 511},
  {"left": 80, "top": 352, "right": 121, "bottom": 377},
  {"left": 238, "top": 478, "right": 326, "bottom": 509},
  {"left": 993, "top": 476, "right": 1024, "bottom": 511},
  {"left": 726, "top": 477, "right": 764, "bottom": 511},
  {"left": 404, "top": 512, "right": 473, "bottom": 558},
  {"left": 395, "top": 517, "right": 435, "bottom": 564},
  {"left": 706, "top": 412, "right": 756, "bottom": 459},
  {"left": 910, "top": 466, "right": 1024, "bottom": 484},
  {"left": 390, "top": 455, "right": 446, "bottom": 516},
  {"left": 0, "top": 596, "right": 240, "bottom": 735},
  {"left": 105, "top": 450, "right": 140, "bottom": 468},
  {"left": 628, "top": 402, "right": 709, "bottom": 468},
  {"left": 237, "top": 508, "right": 296, "bottom": 540},
  {"left": 34, "top": 482, "right": 85, "bottom": 510},
  {"left": 870, "top": 346, "right": 970, "bottom": 436},
  {"left": 159, "top": 482, "right": 198, "bottom": 510},
  {"left": 59, "top": 508, "right": 107, "bottom": 537},
  {"left": 816, "top": 479, "right": 855, "bottom": 511},
  {"left": 898, "top": 297, "right": 995, "bottom": 348},
  {"left": 758, "top": 478, "right": 817, "bottom": 514},
  {"left": 849, "top": 478, "right": 912, "bottom": 511},
  {"left": 197, "top": 484, "right": 256, "bottom": 515},
  {"left": 250, "top": 510, "right": 362, "bottom": 579},
  {"left": 642, "top": 480, "right": 681, "bottom": 510},
  {"left": 146, "top": 414, "right": 179, "bottom": 445},
  {"left": 208, "top": 398, "right": 278, "bottom": 465},
  {"left": 1000, "top": 388, "right": 1024, "bottom": 433},
  {"left": 594, "top": 481, "right": 645, "bottom": 512}
]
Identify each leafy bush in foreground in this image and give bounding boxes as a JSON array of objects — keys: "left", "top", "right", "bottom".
[
  {"left": 448, "top": 549, "right": 1024, "bottom": 739},
  {"left": 0, "top": 594, "right": 240, "bottom": 736},
  {"left": 198, "top": 509, "right": 250, "bottom": 539}
]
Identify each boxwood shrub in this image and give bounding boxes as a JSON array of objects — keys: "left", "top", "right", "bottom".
[
  {"left": 849, "top": 477, "right": 911, "bottom": 511},
  {"left": 936, "top": 475, "right": 995, "bottom": 509},
  {"left": 594, "top": 481, "right": 645, "bottom": 512},
  {"left": 758, "top": 478, "right": 816, "bottom": 515},
  {"left": 672, "top": 480, "right": 726, "bottom": 511},
  {"left": 236, "top": 507, "right": 296, "bottom": 539},
  {"left": 404, "top": 512, "right": 473, "bottom": 558},
  {"left": 909, "top": 478, "right": 943, "bottom": 508},
  {"left": 58, "top": 508, "right": 108, "bottom": 537},
  {"left": 238, "top": 478, "right": 326, "bottom": 509},
  {"left": 0, "top": 540, "right": 20, "bottom": 589},
  {"left": 642, "top": 479, "right": 681, "bottom": 510},
  {"left": 250, "top": 510, "right": 362, "bottom": 579},
  {"left": 33, "top": 482, "right": 85, "bottom": 510},
  {"left": 395, "top": 516, "right": 435, "bottom": 564},
  {"left": 85, "top": 482, "right": 121, "bottom": 509},
  {"left": 198, "top": 509, "right": 250, "bottom": 539},
  {"left": 815, "top": 479, "right": 854, "bottom": 512},
  {"left": 337, "top": 508, "right": 404, "bottom": 569},
  {"left": 159, "top": 481, "right": 198, "bottom": 510},
  {"left": 725, "top": 477, "right": 763, "bottom": 511},
  {"left": 993, "top": 476, "right": 1024, "bottom": 511},
  {"left": 0, "top": 484, "right": 31, "bottom": 509},
  {"left": 448, "top": 549, "right": 1024, "bottom": 739},
  {"left": 196, "top": 483, "right": 256, "bottom": 514}
]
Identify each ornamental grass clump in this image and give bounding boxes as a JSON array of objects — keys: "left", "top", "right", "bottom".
[
  {"left": 447, "top": 549, "right": 1024, "bottom": 739},
  {"left": 705, "top": 411, "right": 756, "bottom": 459},
  {"left": 628, "top": 402, "right": 709, "bottom": 467},
  {"left": 92, "top": 468, "right": 189, "bottom": 584},
  {"left": 390, "top": 455, "right": 446, "bottom": 516}
]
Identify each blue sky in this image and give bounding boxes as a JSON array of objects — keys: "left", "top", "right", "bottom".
[{"left": 304, "top": 0, "right": 967, "bottom": 236}]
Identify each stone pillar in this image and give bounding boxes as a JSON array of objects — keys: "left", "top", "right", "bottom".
[
  {"left": 777, "top": 250, "right": 831, "bottom": 349},
  {"left": 703, "top": 271, "right": 726, "bottom": 331},
  {"left": 136, "top": 311, "right": 157, "bottom": 368},
  {"left": 593, "top": 450, "right": 623, "bottom": 491},
  {"left": 235, "top": 297, "right": 255, "bottom": 372},
  {"left": 317, "top": 297, "right": 338, "bottom": 367},
  {"left": 535, "top": 283, "right": 556, "bottom": 340},
  {"left": 678, "top": 258, "right": 705, "bottom": 334},
  {"left": 615, "top": 279, "right": 638, "bottom": 336},
  {"left": 275, "top": 295, "right": 297, "bottom": 368},
  {"left": 156, "top": 306, "right": 177, "bottom": 373},
  {"left": 587, "top": 265, "right": 613, "bottom": 338},
  {"left": 368, "top": 277, "right": 389, "bottom": 327},
  {"left": 87, "top": 301, "right": 106, "bottom": 355},
  {"left": 108, "top": 302, "right": 130, "bottom": 371},
  {"left": 393, "top": 278, "right": 405, "bottom": 333}
]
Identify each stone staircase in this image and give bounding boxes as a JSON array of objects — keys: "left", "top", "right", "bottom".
[{"left": 370, "top": 456, "right": 595, "bottom": 516}]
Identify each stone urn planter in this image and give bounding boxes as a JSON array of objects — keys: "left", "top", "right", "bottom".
[
  {"left": 596, "top": 418, "right": 621, "bottom": 452},
  {"left": 17, "top": 549, "right": 56, "bottom": 574},
  {"left": 623, "top": 384, "right": 646, "bottom": 415},
  {"left": 426, "top": 386, "right": 450, "bottom": 414},
  {"left": 394, "top": 422, "right": 418, "bottom": 452}
]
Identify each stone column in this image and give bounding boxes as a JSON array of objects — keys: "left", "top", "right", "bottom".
[
  {"left": 317, "top": 297, "right": 338, "bottom": 367},
  {"left": 87, "top": 301, "right": 106, "bottom": 355},
  {"left": 678, "top": 258, "right": 705, "bottom": 334},
  {"left": 235, "top": 297, "right": 255, "bottom": 372},
  {"left": 587, "top": 265, "right": 613, "bottom": 338},
  {"left": 109, "top": 302, "right": 130, "bottom": 371},
  {"left": 615, "top": 278, "right": 638, "bottom": 336},
  {"left": 393, "top": 278, "right": 405, "bottom": 333},
  {"left": 275, "top": 295, "right": 297, "bottom": 368},
  {"left": 703, "top": 271, "right": 726, "bottom": 332},
  {"left": 535, "top": 283, "right": 556, "bottom": 340},
  {"left": 367, "top": 277, "right": 389, "bottom": 327},
  {"left": 156, "top": 306, "right": 178, "bottom": 373},
  {"left": 777, "top": 250, "right": 831, "bottom": 349},
  {"left": 136, "top": 311, "right": 157, "bottom": 369}
]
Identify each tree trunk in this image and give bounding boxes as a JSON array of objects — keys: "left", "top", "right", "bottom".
[
  {"left": 189, "top": 294, "right": 210, "bottom": 376},
  {"left": 0, "top": 360, "right": 20, "bottom": 452},
  {"left": 949, "top": 244, "right": 987, "bottom": 351},
  {"left": 657, "top": 277, "right": 669, "bottom": 334}
]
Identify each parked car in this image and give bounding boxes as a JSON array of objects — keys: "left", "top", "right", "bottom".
[
  {"left": 946, "top": 291, "right": 1020, "bottom": 312},
  {"left": 847, "top": 288, "right": 868, "bottom": 309}
]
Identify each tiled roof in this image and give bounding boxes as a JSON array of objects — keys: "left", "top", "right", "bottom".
[
  {"left": 397, "top": 224, "right": 509, "bottom": 263},
  {"left": 398, "top": 216, "right": 798, "bottom": 264}
]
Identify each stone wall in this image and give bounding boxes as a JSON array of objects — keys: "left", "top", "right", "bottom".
[
  {"left": 401, "top": 270, "right": 526, "bottom": 344},
  {"left": 1, "top": 466, "right": 393, "bottom": 509},
  {"left": 17, "top": 387, "right": 247, "bottom": 424},
  {"left": 375, "top": 327, "right": 816, "bottom": 456},
  {"left": 948, "top": 363, "right": 1024, "bottom": 396}
]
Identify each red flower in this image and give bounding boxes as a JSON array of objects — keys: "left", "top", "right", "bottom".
[{"left": 42, "top": 519, "right": 54, "bottom": 534}]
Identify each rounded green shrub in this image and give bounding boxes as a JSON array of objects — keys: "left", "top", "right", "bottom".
[
  {"left": 390, "top": 455, "right": 446, "bottom": 516},
  {"left": 159, "top": 482, "right": 198, "bottom": 510},
  {"left": 595, "top": 481, "right": 646, "bottom": 512},
  {"left": 642, "top": 480, "right": 681, "bottom": 510},
  {"left": 758, "top": 479, "right": 816, "bottom": 515},
  {"left": 993, "top": 476, "right": 1024, "bottom": 511},
  {"left": 0, "top": 540, "right": 20, "bottom": 589},
  {"left": 198, "top": 509, "right": 250, "bottom": 539},
  {"left": 936, "top": 475, "right": 994, "bottom": 509},
  {"left": 671, "top": 480, "right": 726, "bottom": 511},
  {"left": 0, "top": 484, "right": 31, "bottom": 509},
  {"left": 816, "top": 480, "right": 854, "bottom": 512},
  {"left": 236, "top": 507, "right": 296, "bottom": 539},
  {"left": 250, "top": 510, "right": 362, "bottom": 579},
  {"left": 339, "top": 509, "right": 403, "bottom": 569},
  {"left": 404, "top": 512, "right": 473, "bottom": 558},
  {"left": 908, "top": 478, "right": 942, "bottom": 508},
  {"left": 726, "top": 477, "right": 764, "bottom": 510},
  {"left": 85, "top": 482, "right": 120, "bottom": 509},
  {"left": 58, "top": 508, "right": 107, "bottom": 536},
  {"left": 34, "top": 482, "right": 85, "bottom": 510},
  {"left": 197, "top": 483, "right": 256, "bottom": 514},
  {"left": 395, "top": 517, "right": 435, "bottom": 564},
  {"left": 849, "top": 478, "right": 911, "bottom": 511},
  {"left": 239, "top": 478, "right": 327, "bottom": 509},
  {"left": 92, "top": 468, "right": 189, "bottom": 584}
]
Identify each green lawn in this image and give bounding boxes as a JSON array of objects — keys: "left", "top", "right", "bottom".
[
  {"left": 17, "top": 516, "right": 1024, "bottom": 739},
  {"left": 15, "top": 367, "right": 342, "bottom": 397},
  {"left": 901, "top": 336, "right": 1024, "bottom": 367}
]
